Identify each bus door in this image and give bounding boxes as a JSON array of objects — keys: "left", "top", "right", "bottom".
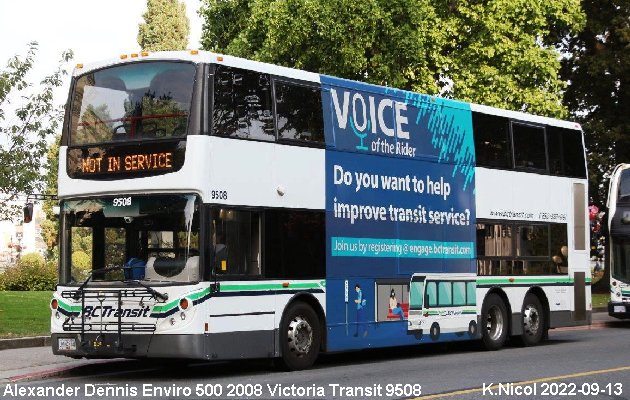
[{"left": 407, "top": 275, "right": 425, "bottom": 333}]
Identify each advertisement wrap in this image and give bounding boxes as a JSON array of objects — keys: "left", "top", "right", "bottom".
[{"left": 321, "top": 76, "right": 477, "bottom": 350}]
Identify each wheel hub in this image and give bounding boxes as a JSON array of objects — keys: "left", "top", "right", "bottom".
[
  {"left": 523, "top": 304, "right": 540, "bottom": 336},
  {"left": 287, "top": 315, "right": 313, "bottom": 356},
  {"left": 486, "top": 305, "right": 504, "bottom": 341}
]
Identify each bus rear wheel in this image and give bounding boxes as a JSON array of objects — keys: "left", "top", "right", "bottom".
[
  {"left": 278, "top": 302, "right": 321, "bottom": 371},
  {"left": 481, "top": 294, "right": 508, "bottom": 350},
  {"left": 520, "top": 293, "right": 545, "bottom": 346}
]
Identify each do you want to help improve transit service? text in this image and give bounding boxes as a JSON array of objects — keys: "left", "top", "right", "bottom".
[{"left": 332, "top": 164, "right": 471, "bottom": 226}]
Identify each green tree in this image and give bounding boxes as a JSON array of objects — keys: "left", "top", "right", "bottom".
[
  {"left": 138, "top": 0, "right": 190, "bottom": 51},
  {"left": 40, "top": 135, "right": 60, "bottom": 260},
  {"left": 561, "top": 0, "right": 630, "bottom": 205},
  {"left": 199, "top": 0, "right": 584, "bottom": 117},
  {"left": 437, "top": 1, "right": 583, "bottom": 118},
  {"left": 0, "top": 43, "right": 72, "bottom": 221}
]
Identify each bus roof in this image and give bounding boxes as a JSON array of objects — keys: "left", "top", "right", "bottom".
[{"left": 73, "top": 50, "right": 582, "bottom": 131}]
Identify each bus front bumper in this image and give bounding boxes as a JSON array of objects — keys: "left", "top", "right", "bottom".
[
  {"left": 608, "top": 302, "right": 630, "bottom": 319},
  {"left": 51, "top": 333, "right": 206, "bottom": 359}
]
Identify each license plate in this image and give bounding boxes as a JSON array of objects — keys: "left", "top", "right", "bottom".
[
  {"left": 614, "top": 305, "right": 626, "bottom": 313},
  {"left": 58, "top": 338, "right": 76, "bottom": 351}
]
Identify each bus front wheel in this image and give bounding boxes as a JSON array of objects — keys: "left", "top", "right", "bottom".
[
  {"left": 520, "top": 293, "right": 545, "bottom": 346},
  {"left": 481, "top": 294, "right": 508, "bottom": 350},
  {"left": 430, "top": 322, "right": 440, "bottom": 341},
  {"left": 278, "top": 302, "right": 321, "bottom": 371}
]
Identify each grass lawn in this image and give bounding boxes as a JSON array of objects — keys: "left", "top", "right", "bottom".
[
  {"left": 592, "top": 293, "right": 609, "bottom": 309},
  {"left": 0, "top": 291, "right": 52, "bottom": 338}
]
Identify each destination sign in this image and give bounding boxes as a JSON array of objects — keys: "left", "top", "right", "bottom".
[{"left": 67, "top": 140, "right": 186, "bottom": 180}]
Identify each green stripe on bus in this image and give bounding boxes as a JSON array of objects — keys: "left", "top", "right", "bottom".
[
  {"left": 57, "top": 299, "right": 81, "bottom": 313},
  {"left": 188, "top": 287, "right": 211, "bottom": 301},
  {"left": 476, "top": 276, "right": 588, "bottom": 285},
  {"left": 151, "top": 299, "right": 180, "bottom": 313},
  {"left": 220, "top": 282, "right": 324, "bottom": 291}
]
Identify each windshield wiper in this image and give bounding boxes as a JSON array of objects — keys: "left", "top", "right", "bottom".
[
  {"left": 73, "top": 265, "right": 169, "bottom": 302},
  {"left": 73, "top": 265, "right": 124, "bottom": 300},
  {"left": 121, "top": 279, "right": 169, "bottom": 302}
]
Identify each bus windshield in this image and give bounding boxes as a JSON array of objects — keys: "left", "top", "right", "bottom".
[
  {"left": 612, "top": 238, "right": 630, "bottom": 284},
  {"left": 618, "top": 169, "right": 630, "bottom": 202},
  {"left": 70, "top": 61, "right": 196, "bottom": 145},
  {"left": 60, "top": 194, "right": 200, "bottom": 284}
]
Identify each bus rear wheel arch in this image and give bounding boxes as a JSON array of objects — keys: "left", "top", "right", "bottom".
[
  {"left": 278, "top": 301, "right": 321, "bottom": 371},
  {"left": 481, "top": 293, "right": 508, "bottom": 350}
]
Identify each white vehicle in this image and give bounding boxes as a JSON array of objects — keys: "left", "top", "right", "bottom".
[
  {"left": 605, "top": 164, "right": 630, "bottom": 318},
  {"left": 407, "top": 274, "right": 478, "bottom": 341},
  {"left": 44, "top": 51, "right": 590, "bottom": 370}
]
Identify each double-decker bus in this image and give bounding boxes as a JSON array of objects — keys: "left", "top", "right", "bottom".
[
  {"left": 48, "top": 51, "right": 590, "bottom": 370},
  {"left": 605, "top": 164, "right": 630, "bottom": 318}
]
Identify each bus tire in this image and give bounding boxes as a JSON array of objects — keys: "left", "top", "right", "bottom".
[
  {"left": 278, "top": 301, "right": 321, "bottom": 371},
  {"left": 519, "top": 293, "right": 544, "bottom": 346},
  {"left": 430, "top": 322, "right": 440, "bottom": 341},
  {"left": 468, "top": 320, "right": 477, "bottom": 338},
  {"left": 481, "top": 293, "right": 508, "bottom": 350}
]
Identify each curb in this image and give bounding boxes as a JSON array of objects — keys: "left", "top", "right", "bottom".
[{"left": 0, "top": 336, "right": 51, "bottom": 351}]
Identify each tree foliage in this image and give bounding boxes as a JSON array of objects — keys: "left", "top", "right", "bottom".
[
  {"left": 138, "top": 0, "right": 190, "bottom": 51},
  {"left": 0, "top": 43, "right": 72, "bottom": 221},
  {"left": 200, "top": 0, "right": 583, "bottom": 117},
  {"left": 40, "top": 135, "right": 60, "bottom": 259},
  {"left": 561, "top": 0, "right": 630, "bottom": 205}
]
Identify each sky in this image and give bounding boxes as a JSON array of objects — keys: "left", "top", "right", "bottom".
[{"left": 0, "top": 0, "right": 204, "bottom": 107}]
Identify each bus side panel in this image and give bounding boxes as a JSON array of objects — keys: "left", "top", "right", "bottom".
[{"left": 320, "top": 77, "right": 477, "bottom": 352}]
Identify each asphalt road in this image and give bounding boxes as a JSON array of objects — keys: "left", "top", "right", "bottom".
[{"left": 1, "top": 318, "right": 629, "bottom": 400}]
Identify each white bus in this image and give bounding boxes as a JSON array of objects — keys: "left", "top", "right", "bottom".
[
  {"left": 47, "top": 51, "right": 591, "bottom": 370},
  {"left": 605, "top": 164, "right": 630, "bottom": 318}
]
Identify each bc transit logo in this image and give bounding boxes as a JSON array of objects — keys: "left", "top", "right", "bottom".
[{"left": 83, "top": 305, "right": 150, "bottom": 318}]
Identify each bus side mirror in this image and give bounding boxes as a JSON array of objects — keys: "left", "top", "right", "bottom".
[{"left": 23, "top": 203, "right": 34, "bottom": 223}]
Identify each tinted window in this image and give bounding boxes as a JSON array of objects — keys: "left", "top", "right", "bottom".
[
  {"left": 275, "top": 81, "right": 324, "bottom": 143},
  {"left": 477, "top": 220, "right": 569, "bottom": 276},
  {"left": 213, "top": 65, "right": 274, "bottom": 141},
  {"left": 211, "top": 209, "right": 261, "bottom": 276},
  {"left": 619, "top": 169, "right": 630, "bottom": 201},
  {"left": 516, "top": 225, "right": 549, "bottom": 257},
  {"left": 71, "top": 62, "right": 195, "bottom": 145},
  {"left": 476, "top": 223, "right": 512, "bottom": 257},
  {"left": 547, "top": 126, "right": 586, "bottom": 178},
  {"left": 612, "top": 238, "right": 630, "bottom": 283},
  {"left": 473, "top": 113, "right": 511, "bottom": 168},
  {"left": 265, "top": 210, "right": 325, "bottom": 279},
  {"left": 512, "top": 123, "right": 546, "bottom": 170}
]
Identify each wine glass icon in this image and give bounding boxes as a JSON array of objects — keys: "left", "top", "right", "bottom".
[{"left": 349, "top": 116, "right": 369, "bottom": 151}]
